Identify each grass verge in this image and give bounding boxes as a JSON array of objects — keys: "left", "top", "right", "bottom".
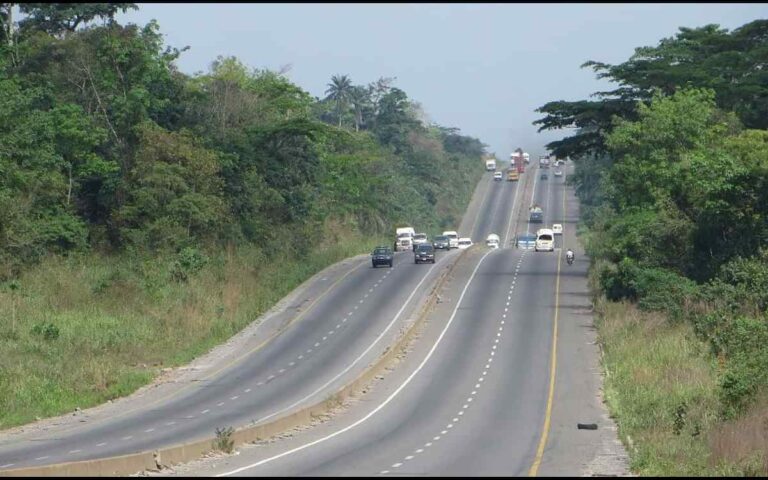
[
  {"left": 0, "top": 233, "right": 382, "bottom": 429},
  {"left": 593, "top": 294, "right": 768, "bottom": 476}
]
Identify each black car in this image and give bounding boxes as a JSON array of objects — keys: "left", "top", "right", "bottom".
[
  {"left": 540, "top": 172, "right": 548, "bottom": 180},
  {"left": 414, "top": 243, "right": 436, "bottom": 264},
  {"left": 371, "top": 246, "right": 394, "bottom": 268},
  {"left": 433, "top": 235, "right": 450, "bottom": 250}
]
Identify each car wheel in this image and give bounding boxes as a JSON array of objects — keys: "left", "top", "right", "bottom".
[{"left": 389, "top": 261, "right": 393, "bottom": 268}]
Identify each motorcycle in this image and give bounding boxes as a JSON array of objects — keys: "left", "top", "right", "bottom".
[{"left": 566, "top": 251, "right": 574, "bottom": 265}]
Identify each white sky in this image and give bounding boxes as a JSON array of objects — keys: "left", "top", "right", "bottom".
[{"left": 116, "top": 3, "right": 767, "bottom": 158}]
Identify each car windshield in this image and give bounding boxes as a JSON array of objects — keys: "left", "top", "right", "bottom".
[
  {"left": 414, "top": 234, "right": 427, "bottom": 240},
  {"left": 374, "top": 248, "right": 390, "bottom": 255},
  {"left": 417, "top": 245, "right": 433, "bottom": 252},
  {"left": 435, "top": 236, "right": 447, "bottom": 241},
  {"left": 537, "top": 235, "right": 553, "bottom": 241},
  {"left": 459, "top": 240, "right": 471, "bottom": 245},
  {"left": 397, "top": 233, "right": 411, "bottom": 238}
]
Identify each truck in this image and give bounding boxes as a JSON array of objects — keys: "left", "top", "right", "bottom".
[
  {"left": 507, "top": 169, "right": 519, "bottom": 181},
  {"left": 485, "top": 159, "right": 497, "bottom": 171},
  {"left": 395, "top": 227, "right": 415, "bottom": 252},
  {"left": 539, "top": 156, "right": 550, "bottom": 169},
  {"left": 529, "top": 205, "right": 543, "bottom": 223},
  {"left": 523, "top": 152, "right": 530, "bottom": 164}
]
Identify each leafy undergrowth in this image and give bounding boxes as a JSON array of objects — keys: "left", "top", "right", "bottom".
[{"left": 594, "top": 296, "right": 768, "bottom": 476}]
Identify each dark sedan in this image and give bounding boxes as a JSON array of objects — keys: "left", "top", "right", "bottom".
[
  {"left": 433, "top": 235, "right": 450, "bottom": 250},
  {"left": 414, "top": 243, "right": 436, "bottom": 264},
  {"left": 371, "top": 246, "right": 394, "bottom": 268}
]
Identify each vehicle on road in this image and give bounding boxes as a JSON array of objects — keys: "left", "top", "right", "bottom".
[
  {"left": 433, "top": 235, "right": 451, "bottom": 250},
  {"left": 535, "top": 228, "right": 555, "bottom": 252},
  {"left": 412, "top": 233, "right": 428, "bottom": 251},
  {"left": 395, "top": 227, "right": 415, "bottom": 252},
  {"left": 457, "top": 237, "right": 473, "bottom": 249},
  {"left": 523, "top": 152, "right": 530, "bottom": 164},
  {"left": 515, "top": 232, "right": 536, "bottom": 249},
  {"left": 529, "top": 205, "right": 543, "bottom": 224},
  {"left": 507, "top": 169, "right": 519, "bottom": 181},
  {"left": 566, "top": 249, "right": 574, "bottom": 265},
  {"left": 540, "top": 172, "right": 548, "bottom": 180},
  {"left": 486, "top": 233, "right": 500, "bottom": 249},
  {"left": 485, "top": 158, "right": 496, "bottom": 171},
  {"left": 539, "top": 156, "right": 550, "bottom": 169},
  {"left": 442, "top": 231, "right": 460, "bottom": 249},
  {"left": 493, "top": 171, "right": 503, "bottom": 181},
  {"left": 414, "top": 243, "right": 436, "bottom": 264},
  {"left": 552, "top": 223, "right": 563, "bottom": 235},
  {"left": 371, "top": 246, "right": 394, "bottom": 268},
  {"left": 553, "top": 169, "right": 563, "bottom": 177}
]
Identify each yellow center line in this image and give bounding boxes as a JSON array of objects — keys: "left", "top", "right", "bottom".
[{"left": 528, "top": 165, "right": 567, "bottom": 477}]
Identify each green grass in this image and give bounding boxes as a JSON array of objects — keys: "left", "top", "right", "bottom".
[
  {"left": 0, "top": 232, "right": 383, "bottom": 429},
  {"left": 593, "top": 295, "right": 768, "bottom": 476}
]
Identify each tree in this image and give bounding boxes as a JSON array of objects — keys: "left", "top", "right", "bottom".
[
  {"left": 324, "top": 74, "right": 352, "bottom": 128},
  {"left": 18, "top": 3, "right": 137, "bottom": 38},
  {"left": 348, "top": 85, "right": 370, "bottom": 132}
]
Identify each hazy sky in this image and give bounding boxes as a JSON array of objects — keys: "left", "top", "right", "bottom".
[{"left": 117, "top": 3, "right": 766, "bottom": 158}]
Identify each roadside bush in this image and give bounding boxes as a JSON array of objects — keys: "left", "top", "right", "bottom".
[
  {"left": 718, "top": 316, "right": 768, "bottom": 417},
  {"left": 170, "top": 247, "right": 209, "bottom": 282}
]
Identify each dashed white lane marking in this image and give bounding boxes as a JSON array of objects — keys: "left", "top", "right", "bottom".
[
  {"left": 482, "top": 370, "right": 488, "bottom": 375},
  {"left": 369, "top": 288, "right": 374, "bottom": 293},
  {"left": 145, "top": 428, "right": 155, "bottom": 433},
  {"left": 433, "top": 435, "right": 441, "bottom": 440},
  {"left": 454, "top": 417, "right": 460, "bottom": 422},
  {"left": 458, "top": 411, "right": 464, "bottom": 416},
  {"left": 314, "top": 342, "right": 320, "bottom": 347},
  {"left": 472, "top": 391, "right": 477, "bottom": 395},
  {"left": 364, "top": 294, "right": 369, "bottom": 298},
  {"left": 279, "top": 368, "right": 286, "bottom": 373},
  {"left": 185, "top": 415, "right": 195, "bottom": 419},
  {"left": 479, "top": 377, "right": 485, "bottom": 382},
  {"left": 245, "top": 388, "right": 252, "bottom": 393},
  {"left": 359, "top": 300, "right": 364, "bottom": 304},
  {"left": 441, "top": 430, "right": 448, "bottom": 435},
  {"left": 307, "top": 349, "right": 313, "bottom": 353},
  {"left": 0, "top": 464, "right": 15, "bottom": 468},
  {"left": 497, "top": 332, "right": 501, "bottom": 337},
  {"left": 69, "top": 449, "right": 82, "bottom": 453},
  {"left": 508, "top": 295, "right": 512, "bottom": 300},
  {"left": 230, "top": 396, "right": 239, "bottom": 400},
  {"left": 491, "top": 351, "right": 495, "bottom": 356},
  {"left": 165, "top": 422, "right": 175, "bottom": 426},
  {"left": 425, "top": 442, "right": 433, "bottom": 447},
  {"left": 392, "top": 462, "right": 403, "bottom": 468},
  {"left": 504, "top": 308, "right": 508, "bottom": 312},
  {"left": 201, "top": 409, "right": 210, "bottom": 414},
  {"left": 217, "top": 402, "right": 225, "bottom": 407},
  {"left": 495, "top": 338, "right": 499, "bottom": 343},
  {"left": 297, "top": 355, "right": 303, "bottom": 360},
  {"left": 380, "top": 470, "right": 389, "bottom": 475},
  {"left": 96, "top": 442, "right": 108, "bottom": 447},
  {"left": 289, "top": 362, "right": 295, "bottom": 367},
  {"left": 463, "top": 404, "right": 469, "bottom": 409},
  {"left": 257, "top": 381, "right": 264, "bottom": 386},
  {"left": 405, "top": 455, "right": 414, "bottom": 460},
  {"left": 268, "top": 375, "right": 276, "bottom": 380},
  {"left": 354, "top": 305, "right": 359, "bottom": 309},
  {"left": 34, "top": 456, "right": 49, "bottom": 461},
  {"left": 342, "top": 318, "right": 348, "bottom": 323},
  {"left": 447, "top": 424, "right": 453, "bottom": 429},
  {"left": 348, "top": 311, "right": 353, "bottom": 316},
  {"left": 415, "top": 448, "right": 424, "bottom": 453},
  {"left": 122, "top": 435, "right": 133, "bottom": 440},
  {"left": 336, "top": 324, "right": 341, "bottom": 329}
]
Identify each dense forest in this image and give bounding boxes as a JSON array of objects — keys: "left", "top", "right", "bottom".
[
  {"left": 0, "top": 3, "right": 485, "bottom": 427},
  {"left": 535, "top": 20, "right": 768, "bottom": 474}
]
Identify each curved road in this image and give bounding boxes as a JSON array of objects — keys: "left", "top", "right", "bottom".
[
  {"left": 169, "top": 162, "right": 596, "bottom": 476},
  {"left": 0, "top": 166, "right": 524, "bottom": 471}
]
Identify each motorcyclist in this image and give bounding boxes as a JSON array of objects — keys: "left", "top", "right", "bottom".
[{"left": 566, "top": 249, "right": 574, "bottom": 264}]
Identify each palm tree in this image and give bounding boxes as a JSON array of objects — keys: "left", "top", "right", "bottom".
[
  {"left": 348, "top": 85, "right": 371, "bottom": 132},
  {"left": 325, "top": 74, "right": 352, "bottom": 128}
]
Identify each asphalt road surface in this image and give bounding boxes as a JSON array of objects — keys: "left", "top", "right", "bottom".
[
  {"left": 0, "top": 168, "right": 525, "bottom": 471},
  {"left": 152, "top": 161, "right": 620, "bottom": 476}
]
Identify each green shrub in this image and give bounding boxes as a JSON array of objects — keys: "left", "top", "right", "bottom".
[
  {"left": 170, "top": 247, "right": 209, "bottom": 282},
  {"left": 718, "top": 316, "right": 768, "bottom": 417}
]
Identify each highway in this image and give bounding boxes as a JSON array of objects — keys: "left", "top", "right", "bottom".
[
  {"left": 0, "top": 164, "right": 525, "bottom": 472},
  {"left": 152, "top": 161, "right": 609, "bottom": 476}
]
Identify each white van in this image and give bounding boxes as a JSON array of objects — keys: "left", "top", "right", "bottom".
[
  {"left": 442, "top": 231, "right": 459, "bottom": 249},
  {"left": 486, "top": 233, "right": 500, "bottom": 249},
  {"left": 535, "top": 228, "right": 555, "bottom": 252}
]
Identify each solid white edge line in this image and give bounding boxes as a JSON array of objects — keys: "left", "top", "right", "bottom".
[
  {"left": 216, "top": 249, "right": 494, "bottom": 476},
  {"left": 246, "top": 252, "right": 454, "bottom": 427}
]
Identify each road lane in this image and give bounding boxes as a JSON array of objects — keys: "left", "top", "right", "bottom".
[{"left": 0, "top": 170, "right": 508, "bottom": 471}]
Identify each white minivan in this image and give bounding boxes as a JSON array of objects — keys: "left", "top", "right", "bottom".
[
  {"left": 535, "top": 228, "right": 555, "bottom": 252},
  {"left": 442, "top": 231, "right": 459, "bottom": 249},
  {"left": 486, "top": 233, "right": 500, "bottom": 249}
]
